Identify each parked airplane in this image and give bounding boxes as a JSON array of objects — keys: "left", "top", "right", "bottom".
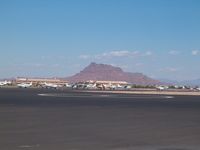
[
  {"left": 124, "top": 85, "right": 132, "bottom": 90},
  {"left": 116, "top": 84, "right": 130, "bottom": 90},
  {"left": 196, "top": 87, "right": 200, "bottom": 91},
  {"left": 85, "top": 83, "right": 97, "bottom": 90},
  {"left": 0, "top": 80, "right": 11, "bottom": 86},
  {"left": 156, "top": 86, "right": 168, "bottom": 91},
  {"left": 65, "top": 83, "right": 73, "bottom": 88},
  {"left": 71, "top": 83, "right": 88, "bottom": 89},
  {"left": 103, "top": 83, "right": 116, "bottom": 90},
  {"left": 41, "top": 82, "right": 61, "bottom": 89},
  {"left": 17, "top": 82, "right": 32, "bottom": 88}
]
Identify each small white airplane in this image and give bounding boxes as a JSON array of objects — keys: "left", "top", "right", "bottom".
[
  {"left": 65, "top": 83, "right": 73, "bottom": 88},
  {"left": 156, "top": 86, "right": 168, "bottom": 91},
  {"left": 0, "top": 80, "right": 11, "bottom": 86},
  {"left": 85, "top": 83, "right": 97, "bottom": 90},
  {"left": 124, "top": 85, "right": 132, "bottom": 90},
  {"left": 196, "top": 87, "right": 200, "bottom": 91},
  {"left": 0, "top": 81, "right": 7, "bottom": 86},
  {"left": 42, "top": 82, "right": 61, "bottom": 89},
  {"left": 17, "top": 82, "right": 32, "bottom": 88},
  {"left": 116, "top": 84, "right": 123, "bottom": 89},
  {"left": 103, "top": 83, "right": 116, "bottom": 90}
]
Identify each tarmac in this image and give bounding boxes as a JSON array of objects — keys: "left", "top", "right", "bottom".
[{"left": 0, "top": 88, "right": 200, "bottom": 150}]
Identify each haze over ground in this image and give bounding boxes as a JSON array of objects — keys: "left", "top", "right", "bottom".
[{"left": 0, "top": 0, "right": 200, "bottom": 81}]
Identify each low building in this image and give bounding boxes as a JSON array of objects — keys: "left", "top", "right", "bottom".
[
  {"left": 15, "top": 77, "right": 68, "bottom": 86},
  {"left": 96, "top": 80, "right": 128, "bottom": 85}
]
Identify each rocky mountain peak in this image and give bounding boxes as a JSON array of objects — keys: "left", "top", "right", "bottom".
[
  {"left": 66, "top": 62, "right": 160, "bottom": 85},
  {"left": 82, "top": 62, "right": 123, "bottom": 74}
]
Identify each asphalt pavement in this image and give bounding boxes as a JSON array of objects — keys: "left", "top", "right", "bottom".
[{"left": 0, "top": 88, "right": 200, "bottom": 150}]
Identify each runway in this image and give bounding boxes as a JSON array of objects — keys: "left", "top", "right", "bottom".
[
  {"left": 38, "top": 93, "right": 174, "bottom": 99},
  {"left": 0, "top": 88, "right": 200, "bottom": 150}
]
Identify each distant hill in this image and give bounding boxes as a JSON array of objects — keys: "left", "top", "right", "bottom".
[
  {"left": 158, "top": 79, "right": 180, "bottom": 85},
  {"left": 66, "top": 62, "right": 161, "bottom": 85}
]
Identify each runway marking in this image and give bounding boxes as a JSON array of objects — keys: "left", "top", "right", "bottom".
[
  {"left": 165, "top": 96, "right": 174, "bottom": 99},
  {"left": 38, "top": 93, "right": 174, "bottom": 99},
  {"left": 18, "top": 144, "right": 40, "bottom": 148}
]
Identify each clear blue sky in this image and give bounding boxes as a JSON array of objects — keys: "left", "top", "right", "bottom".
[{"left": 0, "top": 0, "right": 200, "bottom": 81}]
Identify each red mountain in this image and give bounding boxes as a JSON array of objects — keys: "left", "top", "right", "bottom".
[{"left": 66, "top": 62, "right": 160, "bottom": 85}]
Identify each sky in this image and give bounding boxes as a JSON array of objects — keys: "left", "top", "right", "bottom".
[{"left": 0, "top": 0, "right": 200, "bottom": 81}]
